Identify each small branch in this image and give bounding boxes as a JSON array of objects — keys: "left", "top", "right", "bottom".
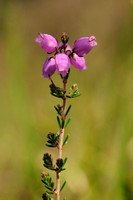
[{"left": 56, "top": 78, "right": 67, "bottom": 200}]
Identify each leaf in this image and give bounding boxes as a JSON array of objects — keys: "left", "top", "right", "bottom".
[
  {"left": 64, "top": 117, "right": 71, "bottom": 128},
  {"left": 54, "top": 106, "right": 61, "bottom": 116},
  {"left": 44, "top": 185, "right": 52, "bottom": 191},
  {"left": 63, "top": 198, "right": 67, "bottom": 200},
  {"left": 60, "top": 181, "right": 66, "bottom": 192},
  {"left": 50, "top": 182, "right": 54, "bottom": 189},
  {"left": 41, "top": 179, "right": 46, "bottom": 184},
  {"left": 65, "top": 105, "right": 71, "bottom": 116},
  {"left": 61, "top": 168, "right": 66, "bottom": 171},
  {"left": 72, "top": 93, "right": 81, "bottom": 98},
  {"left": 66, "top": 95, "right": 71, "bottom": 99},
  {"left": 46, "top": 190, "right": 54, "bottom": 194},
  {"left": 57, "top": 116, "right": 61, "bottom": 128},
  {"left": 43, "top": 164, "right": 55, "bottom": 171},
  {"left": 45, "top": 144, "right": 56, "bottom": 148},
  {"left": 62, "top": 119, "right": 65, "bottom": 129},
  {"left": 62, "top": 157, "right": 67, "bottom": 168},
  {"left": 63, "top": 134, "right": 69, "bottom": 146},
  {"left": 51, "top": 93, "right": 62, "bottom": 98}
]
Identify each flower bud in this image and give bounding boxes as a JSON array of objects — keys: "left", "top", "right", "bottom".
[
  {"left": 57, "top": 103, "right": 62, "bottom": 109},
  {"left": 70, "top": 53, "right": 87, "bottom": 72},
  {"left": 72, "top": 84, "right": 78, "bottom": 90},
  {"left": 35, "top": 33, "right": 58, "bottom": 53},
  {"left": 61, "top": 33, "right": 69, "bottom": 44},
  {"left": 41, "top": 172, "right": 47, "bottom": 178},
  {"left": 55, "top": 53, "right": 70, "bottom": 77},
  {"left": 73, "top": 36, "right": 97, "bottom": 56},
  {"left": 42, "top": 57, "right": 56, "bottom": 78}
]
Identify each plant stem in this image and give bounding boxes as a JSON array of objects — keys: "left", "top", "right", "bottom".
[{"left": 56, "top": 78, "right": 67, "bottom": 200}]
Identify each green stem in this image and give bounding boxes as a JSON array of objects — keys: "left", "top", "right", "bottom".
[{"left": 56, "top": 78, "right": 67, "bottom": 200}]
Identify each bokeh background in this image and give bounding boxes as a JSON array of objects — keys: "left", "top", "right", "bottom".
[{"left": 0, "top": 0, "right": 133, "bottom": 199}]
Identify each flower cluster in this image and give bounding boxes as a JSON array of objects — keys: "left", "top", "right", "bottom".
[{"left": 35, "top": 33, "right": 97, "bottom": 78}]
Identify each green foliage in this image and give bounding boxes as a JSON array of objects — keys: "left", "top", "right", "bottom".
[
  {"left": 67, "top": 84, "right": 80, "bottom": 98},
  {"left": 56, "top": 157, "right": 68, "bottom": 173},
  {"left": 43, "top": 153, "right": 55, "bottom": 171},
  {"left": 41, "top": 173, "right": 55, "bottom": 193},
  {"left": 49, "top": 83, "right": 66, "bottom": 98},
  {"left": 46, "top": 132, "right": 60, "bottom": 148}
]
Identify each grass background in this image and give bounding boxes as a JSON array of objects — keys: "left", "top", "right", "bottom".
[{"left": 0, "top": 0, "right": 133, "bottom": 199}]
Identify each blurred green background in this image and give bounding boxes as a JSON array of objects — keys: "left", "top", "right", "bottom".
[{"left": 0, "top": 0, "right": 133, "bottom": 200}]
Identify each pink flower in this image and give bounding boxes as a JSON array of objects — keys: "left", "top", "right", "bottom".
[
  {"left": 73, "top": 36, "right": 97, "bottom": 57},
  {"left": 55, "top": 53, "right": 70, "bottom": 77},
  {"left": 58, "top": 42, "right": 72, "bottom": 52},
  {"left": 42, "top": 57, "right": 56, "bottom": 78},
  {"left": 35, "top": 33, "right": 58, "bottom": 53},
  {"left": 70, "top": 53, "right": 87, "bottom": 71}
]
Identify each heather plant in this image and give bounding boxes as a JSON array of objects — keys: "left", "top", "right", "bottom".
[{"left": 35, "top": 33, "right": 97, "bottom": 200}]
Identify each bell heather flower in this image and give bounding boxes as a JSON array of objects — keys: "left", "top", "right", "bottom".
[
  {"left": 70, "top": 53, "right": 87, "bottom": 71},
  {"left": 73, "top": 36, "right": 97, "bottom": 57},
  {"left": 35, "top": 33, "right": 58, "bottom": 53},
  {"left": 35, "top": 33, "right": 98, "bottom": 78},
  {"left": 42, "top": 57, "right": 56, "bottom": 78},
  {"left": 55, "top": 53, "right": 70, "bottom": 77}
]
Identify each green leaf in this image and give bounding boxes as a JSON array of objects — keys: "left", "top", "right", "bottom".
[
  {"left": 45, "top": 144, "right": 56, "bottom": 148},
  {"left": 41, "top": 179, "right": 46, "bottom": 184},
  {"left": 46, "top": 190, "right": 54, "bottom": 194},
  {"left": 51, "top": 93, "right": 63, "bottom": 98},
  {"left": 63, "top": 198, "right": 67, "bottom": 200},
  {"left": 50, "top": 182, "right": 54, "bottom": 189},
  {"left": 65, "top": 105, "right": 71, "bottom": 116},
  {"left": 64, "top": 117, "right": 71, "bottom": 128},
  {"left": 61, "top": 168, "right": 66, "bottom": 171},
  {"left": 66, "top": 95, "right": 71, "bottom": 98},
  {"left": 62, "top": 157, "right": 67, "bottom": 168},
  {"left": 72, "top": 93, "right": 81, "bottom": 98},
  {"left": 62, "top": 119, "right": 65, "bottom": 129},
  {"left": 44, "top": 185, "right": 52, "bottom": 191},
  {"left": 63, "top": 134, "right": 69, "bottom": 146},
  {"left": 57, "top": 116, "right": 61, "bottom": 128},
  {"left": 60, "top": 181, "right": 66, "bottom": 192},
  {"left": 43, "top": 164, "right": 55, "bottom": 171},
  {"left": 54, "top": 106, "right": 61, "bottom": 116}
]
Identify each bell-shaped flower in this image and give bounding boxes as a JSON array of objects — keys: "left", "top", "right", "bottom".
[
  {"left": 73, "top": 36, "right": 97, "bottom": 57},
  {"left": 42, "top": 57, "right": 56, "bottom": 78},
  {"left": 35, "top": 33, "right": 58, "bottom": 53},
  {"left": 70, "top": 53, "right": 87, "bottom": 72},
  {"left": 55, "top": 53, "right": 70, "bottom": 77}
]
